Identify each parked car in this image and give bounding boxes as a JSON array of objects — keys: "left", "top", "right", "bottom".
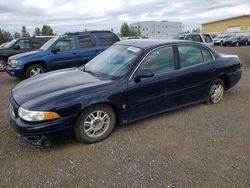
[
  {"left": 222, "top": 36, "right": 248, "bottom": 47},
  {"left": 9, "top": 39, "right": 242, "bottom": 146},
  {"left": 6, "top": 31, "right": 120, "bottom": 78},
  {"left": 184, "top": 33, "right": 214, "bottom": 47},
  {"left": 247, "top": 36, "right": 250, "bottom": 45},
  {"left": 213, "top": 35, "right": 231, "bottom": 46},
  {"left": 0, "top": 36, "right": 53, "bottom": 71}
]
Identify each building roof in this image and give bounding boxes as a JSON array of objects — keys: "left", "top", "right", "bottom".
[{"left": 202, "top": 15, "right": 250, "bottom": 25}]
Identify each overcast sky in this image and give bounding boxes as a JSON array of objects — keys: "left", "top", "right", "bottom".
[{"left": 0, "top": 0, "right": 249, "bottom": 34}]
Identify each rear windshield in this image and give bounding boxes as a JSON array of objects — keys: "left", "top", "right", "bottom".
[{"left": 202, "top": 34, "right": 213, "bottom": 43}]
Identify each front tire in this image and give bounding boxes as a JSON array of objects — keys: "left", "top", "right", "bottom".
[
  {"left": 207, "top": 79, "right": 225, "bottom": 104},
  {"left": 25, "top": 64, "right": 46, "bottom": 78},
  {"left": 0, "top": 58, "right": 7, "bottom": 72},
  {"left": 74, "top": 104, "right": 116, "bottom": 144}
]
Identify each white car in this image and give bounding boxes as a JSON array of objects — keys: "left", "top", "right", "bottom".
[
  {"left": 184, "top": 33, "right": 214, "bottom": 48},
  {"left": 213, "top": 35, "right": 231, "bottom": 46}
]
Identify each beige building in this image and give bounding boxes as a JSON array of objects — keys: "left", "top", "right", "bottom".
[{"left": 202, "top": 15, "right": 250, "bottom": 33}]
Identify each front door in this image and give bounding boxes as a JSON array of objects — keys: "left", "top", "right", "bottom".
[
  {"left": 127, "top": 45, "right": 179, "bottom": 121},
  {"left": 49, "top": 37, "right": 81, "bottom": 70}
]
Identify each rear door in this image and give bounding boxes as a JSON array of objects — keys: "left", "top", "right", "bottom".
[
  {"left": 49, "top": 37, "right": 81, "bottom": 70},
  {"left": 78, "top": 35, "right": 98, "bottom": 65},
  {"left": 127, "top": 45, "right": 179, "bottom": 120},
  {"left": 176, "top": 44, "right": 217, "bottom": 105}
]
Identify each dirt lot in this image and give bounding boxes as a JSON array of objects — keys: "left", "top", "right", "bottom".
[{"left": 0, "top": 46, "right": 249, "bottom": 188}]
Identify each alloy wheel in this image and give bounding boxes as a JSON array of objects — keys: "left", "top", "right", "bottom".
[
  {"left": 0, "top": 59, "right": 6, "bottom": 71},
  {"left": 29, "top": 68, "right": 44, "bottom": 77},
  {"left": 83, "top": 110, "right": 110, "bottom": 138},
  {"left": 210, "top": 83, "right": 224, "bottom": 103}
]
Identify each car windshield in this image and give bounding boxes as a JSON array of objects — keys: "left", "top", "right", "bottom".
[
  {"left": 84, "top": 45, "right": 142, "bottom": 79},
  {"left": 40, "top": 37, "right": 58, "bottom": 51},
  {"left": 2, "top": 39, "right": 17, "bottom": 48}
]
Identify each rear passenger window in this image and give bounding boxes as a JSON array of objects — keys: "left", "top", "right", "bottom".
[
  {"left": 140, "top": 46, "right": 175, "bottom": 75},
  {"left": 96, "top": 34, "right": 119, "bottom": 46},
  {"left": 178, "top": 45, "right": 203, "bottom": 68},
  {"left": 201, "top": 47, "right": 213, "bottom": 62},
  {"left": 79, "top": 35, "right": 96, "bottom": 48}
]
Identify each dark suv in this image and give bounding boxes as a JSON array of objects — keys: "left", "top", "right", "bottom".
[
  {"left": 222, "top": 35, "right": 248, "bottom": 47},
  {"left": 0, "top": 36, "right": 53, "bottom": 71},
  {"left": 7, "top": 31, "right": 120, "bottom": 78}
]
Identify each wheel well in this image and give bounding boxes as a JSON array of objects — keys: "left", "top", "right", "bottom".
[
  {"left": 78, "top": 102, "right": 121, "bottom": 125},
  {"left": 24, "top": 61, "right": 47, "bottom": 72},
  {"left": 218, "top": 74, "right": 230, "bottom": 90}
]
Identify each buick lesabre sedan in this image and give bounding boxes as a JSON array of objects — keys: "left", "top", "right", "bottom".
[{"left": 9, "top": 40, "right": 242, "bottom": 146}]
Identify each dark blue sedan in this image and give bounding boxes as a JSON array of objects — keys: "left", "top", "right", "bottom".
[{"left": 9, "top": 40, "right": 242, "bottom": 146}]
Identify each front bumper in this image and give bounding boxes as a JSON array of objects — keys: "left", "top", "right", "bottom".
[
  {"left": 9, "top": 95, "right": 77, "bottom": 146},
  {"left": 6, "top": 67, "right": 24, "bottom": 77}
]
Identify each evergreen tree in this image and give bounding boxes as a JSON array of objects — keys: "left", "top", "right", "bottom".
[
  {"left": 14, "top": 32, "right": 21, "bottom": 38},
  {"left": 41, "top": 25, "right": 54, "bottom": 35},
  {"left": 21, "top": 26, "right": 30, "bottom": 37},
  {"left": 34, "top": 27, "right": 41, "bottom": 36}
]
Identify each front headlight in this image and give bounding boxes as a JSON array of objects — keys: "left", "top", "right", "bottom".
[
  {"left": 8, "top": 59, "right": 19, "bottom": 68},
  {"left": 18, "top": 107, "right": 60, "bottom": 122}
]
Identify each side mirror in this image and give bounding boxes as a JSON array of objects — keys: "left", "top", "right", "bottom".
[
  {"left": 134, "top": 69, "right": 154, "bottom": 81},
  {"left": 13, "top": 45, "right": 20, "bottom": 50},
  {"left": 52, "top": 47, "right": 60, "bottom": 53}
]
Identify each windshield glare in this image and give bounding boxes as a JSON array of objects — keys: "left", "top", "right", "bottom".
[
  {"left": 40, "top": 37, "right": 58, "bottom": 51},
  {"left": 85, "top": 45, "right": 142, "bottom": 79}
]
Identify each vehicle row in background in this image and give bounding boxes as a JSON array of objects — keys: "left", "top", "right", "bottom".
[
  {"left": 6, "top": 31, "right": 119, "bottom": 78},
  {"left": 0, "top": 36, "right": 53, "bottom": 71}
]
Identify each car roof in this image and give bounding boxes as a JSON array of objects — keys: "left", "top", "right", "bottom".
[{"left": 116, "top": 39, "right": 199, "bottom": 50}]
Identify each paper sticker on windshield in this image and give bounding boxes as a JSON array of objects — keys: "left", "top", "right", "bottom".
[{"left": 127, "top": 46, "right": 141, "bottom": 53}]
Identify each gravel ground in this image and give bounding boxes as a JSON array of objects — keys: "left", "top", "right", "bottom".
[{"left": 0, "top": 46, "right": 249, "bottom": 188}]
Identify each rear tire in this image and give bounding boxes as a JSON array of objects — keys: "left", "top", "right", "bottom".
[
  {"left": 74, "top": 104, "right": 116, "bottom": 144},
  {"left": 0, "top": 58, "right": 7, "bottom": 72},
  {"left": 25, "top": 64, "right": 46, "bottom": 78},
  {"left": 235, "top": 42, "right": 239, "bottom": 47},
  {"left": 207, "top": 79, "right": 225, "bottom": 104},
  {"left": 245, "top": 41, "right": 248, "bottom": 46}
]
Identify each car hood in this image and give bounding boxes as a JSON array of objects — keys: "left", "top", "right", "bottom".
[
  {"left": 9, "top": 50, "right": 44, "bottom": 60},
  {"left": 12, "top": 68, "right": 112, "bottom": 109}
]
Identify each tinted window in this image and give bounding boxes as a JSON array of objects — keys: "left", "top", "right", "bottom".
[
  {"left": 178, "top": 45, "right": 203, "bottom": 68},
  {"left": 192, "top": 35, "right": 202, "bottom": 42},
  {"left": 54, "top": 37, "right": 76, "bottom": 51},
  {"left": 79, "top": 35, "right": 96, "bottom": 48},
  {"left": 140, "top": 46, "right": 175, "bottom": 75},
  {"left": 96, "top": 33, "right": 119, "bottom": 46},
  {"left": 32, "top": 41, "right": 43, "bottom": 49},
  {"left": 201, "top": 47, "right": 213, "bottom": 62},
  {"left": 15, "top": 39, "right": 30, "bottom": 49},
  {"left": 202, "top": 34, "right": 213, "bottom": 43}
]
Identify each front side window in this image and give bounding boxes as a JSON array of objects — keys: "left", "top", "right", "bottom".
[
  {"left": 202, "top": 34, "right": 213, "bottom": 43},
  {"left": 192, "top": 35, "right": 203, "bottom": 42},
  {"left": 79, "top": 35, "right": 96, "bottom": 48},
  {"left": 178, "top": 45, "right": 203, "bottom": 68},
  {"left": 54, "top": 37, "right": 76, "bottom": 51},
  {"left": 15, "top": 39, "right": 30, "bottom": 49},
  {"left": 139, "top": 46, "right": 175, "bottom": 75}
]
